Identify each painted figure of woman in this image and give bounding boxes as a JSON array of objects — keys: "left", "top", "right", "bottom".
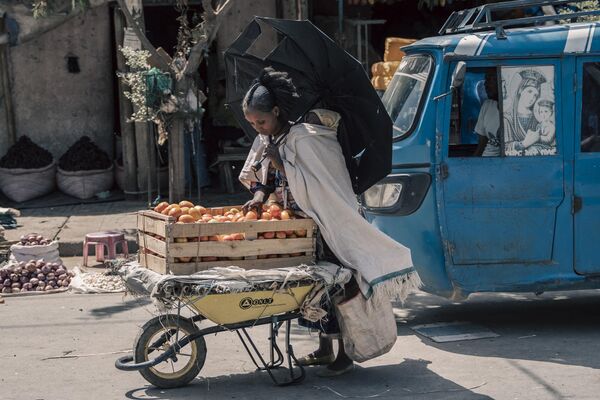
[{"left": 504, "top": 69, "right": 546, "bottom": 155}]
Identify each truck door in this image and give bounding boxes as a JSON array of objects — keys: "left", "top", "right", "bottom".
[
  {"left": 440, "top": 60, "right": 565, "bottom": 268},
  {"left": 574, "top": 58, "right": 600, "bottom": 275}
]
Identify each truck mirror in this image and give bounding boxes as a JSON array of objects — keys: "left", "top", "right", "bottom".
[
  {"left": 434, "top": 61, "right": 467, "bottom": 101},
  {"left": 450, "top": 61, "right": 467, "bottom": 90}
]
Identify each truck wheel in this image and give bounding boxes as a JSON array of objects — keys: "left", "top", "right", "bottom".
[{"left": 134, "top": 314, "right": 207, "bottom": 388}]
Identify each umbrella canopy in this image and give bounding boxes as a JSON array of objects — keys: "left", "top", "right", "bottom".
[{"left": 224, "top": 17, "right": 392, "bottom": 194}]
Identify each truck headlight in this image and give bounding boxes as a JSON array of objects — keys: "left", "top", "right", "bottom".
[
  {"left": 361, "top": 173, "right": 431, "bottom": 215},
  {"left": 363, "top": 183, "right": 403, "bottom": 208}
]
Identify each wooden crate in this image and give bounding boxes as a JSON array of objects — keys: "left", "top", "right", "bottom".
[{"left": 137, "top": 207, "right": 317, "bottom": 275}]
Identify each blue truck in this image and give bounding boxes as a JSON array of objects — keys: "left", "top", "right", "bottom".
[{"left": 361, "top": 0, "right": 600, "bottom": 299}]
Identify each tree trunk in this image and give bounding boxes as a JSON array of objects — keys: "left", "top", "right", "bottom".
[
  {"left": 0, "top": 16, "right": 16, "bottom": 146},
  {"left": 113, "top": 0, "right": 233, "bottom": 202},
  {"left": 113, "top": 5, "right": 138, "bottom": 199},
  {"left": 168, "top": 93, "right": 186, "bottom": 203}
]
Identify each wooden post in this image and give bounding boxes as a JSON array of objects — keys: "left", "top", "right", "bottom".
[
  {"left": 296, "top": 0, "right": 309, "bottom": 20},
  {"left": 169, "top": 105, "right": 186, "bottom": 203},
  {"left": 113, "top": 6, "right": 138, "bottom": 199},
  {"left": 0, "top": 15, "right": 16, "bottom": 146},
  {"left": 147, "top": 121, "right": 157, "bottom": 205},
  {"left": 122, "top": 0, "right": 152, "bottom": 196},
  {"left": 134, "top": 118, "right": 151, "bottom": 194}
]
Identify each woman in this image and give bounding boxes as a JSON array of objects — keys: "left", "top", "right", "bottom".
[
  {"left": 239, "top": 67, "right": 419, "bottom": 377},
  {"left": 504, "top": 69, "right": 545, "bottom": 155}
]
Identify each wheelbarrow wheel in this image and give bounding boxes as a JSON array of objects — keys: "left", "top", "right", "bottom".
[{"left": 134, "top": 314, "right": 207, "bottom": 388}]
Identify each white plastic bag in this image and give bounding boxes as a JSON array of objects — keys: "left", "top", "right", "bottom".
[
  {"left": 10, "top": 241, "right": 61, "bottom": 264},
  {"left": 335, "top": 292, "right": 397, "bottom": 363},
  {"left": 69, "top": 267, "right": 126, "bottom": 293}
]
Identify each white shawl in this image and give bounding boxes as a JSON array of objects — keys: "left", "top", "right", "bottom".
[
  {"left": 238, "top": 109, "right": 342, "bottom": 190},
  {"left": 280, "top": 122, "right": 419, "bottom": 299},
  {"left": 239, "top": 134, "right": 271, "bottom": 190}
]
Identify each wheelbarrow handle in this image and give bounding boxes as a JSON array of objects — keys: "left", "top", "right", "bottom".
[
  {"left": 115, "top": 348, "right": 184, "bottom": 371},
  {"left": 115, "top": 354, "right": 149, "bottom": 371}
]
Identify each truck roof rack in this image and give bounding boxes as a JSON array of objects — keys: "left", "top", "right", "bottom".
[{"left": 439, "top": 0, "right": 600, "bottom": 39}]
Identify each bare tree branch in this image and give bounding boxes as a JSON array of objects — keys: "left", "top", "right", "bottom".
[
  {"left": 181, "top": 0, "right": 232, "bottom": 76},
  {"left": 115, "top": 0, "right": 171, "bottom": 71}
]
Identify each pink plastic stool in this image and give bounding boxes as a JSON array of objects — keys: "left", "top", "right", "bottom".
[{"left": 83, "top": 231, "right": 129, "bottom": 266}]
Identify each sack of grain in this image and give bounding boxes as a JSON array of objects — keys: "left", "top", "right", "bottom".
[
  {"left": 57, "top": 165, "right": 114, "bottom": 200},
  {"left": 371, "top": 75, "right": 392, "bottom": 91},
  {"left": 384, "top": 37, "right": 416, "bottom": 62},
  {"left": 0, "top": 162, "right": 56, "bottom": 203},
  {"left": 371, "top": 61, "right": 401, "bottom": 77}
]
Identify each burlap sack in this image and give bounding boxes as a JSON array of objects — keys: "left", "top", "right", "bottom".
[
  {"left": 371, "top": 61, "right": 401, "bottom": 77},
  {"left": 371, "top": 75, "right": 392, "bottom": 91},
  {"left": 384, "top": 37, "right": 416, "bottom": 62},
  {"left": 0, "top": 162, "right": 56, "bottom": 203},
  {"left": 335, "top": 292, "right": 397, "bottom": 363},
  {"left": 57, "top": 165, "right": 114, "bottom": 200}
]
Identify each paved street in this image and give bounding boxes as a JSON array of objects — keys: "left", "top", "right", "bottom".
[{"left": 2, "top": 281, "right": 599, "bottom": 400}]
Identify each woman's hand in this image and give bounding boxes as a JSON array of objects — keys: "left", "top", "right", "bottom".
[
  {"left": 514, "top": 142, "right": 524, "bottom": 151},
  {"left": 265, "top": 143, "right": 284, "bottom": 172},
  {"left": 242, "top": 191, "right": 265, "bottom": 214}
]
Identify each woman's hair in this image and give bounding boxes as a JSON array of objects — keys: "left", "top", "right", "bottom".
[
  {"left": 515, "top": 79, "right": 540, "bottom": 112},
  {"left": 242, "top": 67, "right": 299, "bottom": 122}
]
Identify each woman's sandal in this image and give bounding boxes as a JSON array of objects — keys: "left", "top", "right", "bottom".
[{"left": 295, "top": 352, "right": 335, "bottom": 366}]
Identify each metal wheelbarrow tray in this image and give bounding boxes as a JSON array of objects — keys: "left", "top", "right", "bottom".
[{"left": 115, "top": 264, "right": 350, "bottom": 389}]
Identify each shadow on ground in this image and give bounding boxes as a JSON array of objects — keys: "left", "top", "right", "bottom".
[
  {"left": 395, "top": 290, "right": 600, "bottom": 370},
  {"left": 124, "top": 358, "right": 491, "bottom": 400},
  {"left": 88, "top": 297, "right": 152, "bottom": 318}
]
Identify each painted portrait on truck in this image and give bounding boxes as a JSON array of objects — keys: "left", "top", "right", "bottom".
[{"left": 501, "top": 66, "right": 557, "bottom": 156}]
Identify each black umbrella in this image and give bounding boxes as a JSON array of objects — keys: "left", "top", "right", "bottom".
[{"left": 224, "top": 17, "right": 392, "bottom": 194}]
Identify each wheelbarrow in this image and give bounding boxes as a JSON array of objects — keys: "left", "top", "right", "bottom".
[{"left": 115, "top": 282, "right": 316, "bottom": 388}]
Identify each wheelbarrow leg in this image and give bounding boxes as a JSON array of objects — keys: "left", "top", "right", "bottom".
[
  {"left": 235, "top": 320, "right": 283, "bottom": 371},
  {"left": 237, "top": 329, "right": 282, "bottom": 384},
  {"left": 236, "top": 323, "right": 305, "bottom": 386},
  {"left": 284, "top": 319, "right": 305, "bottom": 385},
  {"left": 268, "top": 320, "right": 285, "bottom": 368}
]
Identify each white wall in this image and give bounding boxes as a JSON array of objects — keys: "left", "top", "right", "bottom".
[{"left": 6, "top": 4, "right": 114, "bottom": 161}]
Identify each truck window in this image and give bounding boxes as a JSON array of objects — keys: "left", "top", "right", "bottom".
[
  {"left": 382, "top": 54, "right": 432, "bottom": 140},
  {"left": 449, "top": 67, "right": 500, "bottom": 157},
  {"left": 581, "top": 63, "right": 600, "bottom": 152}
]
